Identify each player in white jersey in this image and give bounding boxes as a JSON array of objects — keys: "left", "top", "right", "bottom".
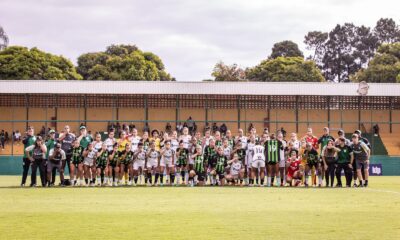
[
  {"left": 179, "top": 127, "right": 192, "bottom": 149},
  {"left": 288, "top": 132, "right": 301, "bottom": 150},
  {"left": 222, "top": 138, "right": 232, "bottom": 160},
  {"left": 251, "top": 142, "right": 266, "bottom": 186},
  {"left": 104, "top": 130, "right": 116, "bottom": 152},
  {"left": 277, "top": 132, "right": 287, "bottom": 186},
  {"left": 170, "top": 131, "right": 179, "bottom": 154},
  {"left": 93, "top": 133, "right": 103, "bottom": 152},
  {"left": 235, "top": 129, "right": 248, "bottom": 149},
  {"left": 160, "top": 141, "right": 175, "bottom": 186},
  {"left": 246, "top": 135, "right": 256, "bottom": 168},
  {"left": 225, "top": 153, "right": 244, "bottom": 185},
  {"left": 146, "top": 141, "right": 160, "bottom": 186},
  {"left": 82, "top": 142, "right": 97, "bottom": 186},
  {"left": 132, "top": 142, "right": 146, "bottom": 185},
  {"left": 129, "top": 128, "right": 141, "bottom": 152},
  {"left": 203, "top": 129, "right": 213, "bottom": 147}
]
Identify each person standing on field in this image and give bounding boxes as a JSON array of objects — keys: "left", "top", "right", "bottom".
[
  {"left": 47, "top": 143, "right": 66, "bottom": 186},
  {"left": 59, "top": 125, "right": 76, "bottom": 184},
  {"left": 335, "top": 137, "right": 353, "bottom": 187},
  {"left": 21, "top": 126, "right": 36, "bottom": 187},
  {"left": 350, "top": 134, "right": 370, "bottom": 187},
  {"left": 25, "top": 136, "right": 47, "bottom": 187}
]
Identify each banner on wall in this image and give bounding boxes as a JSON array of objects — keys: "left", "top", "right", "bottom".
[{"left": 369, "top": 164, "right": 382, "bottom": 176}]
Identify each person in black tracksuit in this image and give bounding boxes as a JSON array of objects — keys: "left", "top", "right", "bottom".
[
  {"left": 335, "top": 137, "right": 353, "bottom": 187},
  {"left": 25, "top": 136, "right": 47, "bottom": 187},
  {"left": 321, "top": 139, "right": 338, "bottom": 187}
]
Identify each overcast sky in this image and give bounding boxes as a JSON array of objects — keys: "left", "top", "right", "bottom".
[{"left": 0, "top": 0, "right": 399, "bottom": 81}]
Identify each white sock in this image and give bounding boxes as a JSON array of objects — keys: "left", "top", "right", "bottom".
[
  {"left": 276, "top": 177, "right": 281, "bottom": 186},
  {"left": 267, "top": 177, "right": 271, "bottom": 186}
]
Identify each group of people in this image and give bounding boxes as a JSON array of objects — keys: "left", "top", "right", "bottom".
[{"left": 20, "top": 124, "right": 371, "bottom": 188}]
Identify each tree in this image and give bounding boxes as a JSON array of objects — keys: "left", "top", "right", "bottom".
[
  {"left": 0, "top": 46, "right": 82, "bottom": 80},
  {"left": 246, "top": 57, "right": 325, "bottom": 82},
  {"left": 374, "top": 18, "right": 400, "bottom": 44},
  {"left": 0, "top": 26, "right": 8, "bottom": 51},
  {"left": 269, "top": 40, "right": 304, "bottom": 59},
  {"left": 77, "top": 44, "right": 173, "bottom": 81},
  {"left": 304, "top": 31, "right": 328, "bottom": 64},
  {"left": 352, "top": 43, "right": 400, "bottom": 83},
  {"left": 211, "top": 61, "right": 246, "bottom": 81}
]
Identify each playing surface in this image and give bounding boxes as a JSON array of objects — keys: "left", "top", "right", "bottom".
[{"left": 0, "top": 176, "right": 399, "bottom": 240}]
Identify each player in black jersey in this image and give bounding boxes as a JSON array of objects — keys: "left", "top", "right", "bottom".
[
  {"left": 70, "top": 139, "right": 84, "bottom": 186},
  {"left": 231, "top": 142, "right": 247, "bottom": 185},
  {"left": 108, "top": 143, "right": 120, "bottom": 186},
  {"left": 204, "top": 138, "right": 217, "bottom": 185},
  {"left": 211, "top": 146, "right": 228, "bottom": 186},
  {"left": 95, "top": 143, "right": 109, "bottom": 186},
  {"left": 176, "top": 140, "right": 189, "bottom": 185},
  {"left": 189, "top": 145, "right": 206, "bottom": 186}
]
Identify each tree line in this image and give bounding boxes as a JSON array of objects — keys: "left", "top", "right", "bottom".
[{"left": 0, "top": 18, "right": 399, "bottom": 82}]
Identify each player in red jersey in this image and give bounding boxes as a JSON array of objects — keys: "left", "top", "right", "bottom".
[
  {"left": 303, "top": 127, "right": 319, "bottom": 150},
  {"left": 286, "top": 149, "right": 304, "bottom": 186}
]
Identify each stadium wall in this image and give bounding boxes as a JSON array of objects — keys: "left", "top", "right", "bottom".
[
  {"left": 0, "top": 107, "right": 399, "bottom": 135},
  {"left": 0, "top": 155, "right": 399, "bottom": 176}
]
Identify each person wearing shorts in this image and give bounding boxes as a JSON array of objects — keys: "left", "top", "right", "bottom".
[
  {"left": 146, "top": 141, "right": 160, "bottom": 186},
  {"left": 82, "top": 142, "right": 97, "bottom": 186},
  {"left": 264, "top": 133, "right": 283, "bottom": 187},
  {"left": 211, "top": 146, "right": 228, "bottom": 186},
  {"left": 59, "top": 125, "right": 76, "bottom": 186},
  {"left": 303, "top": 142, "right": 321, "bottom": 187},
  {"left": 70, "top": 139, "right": 84, "bottom": 186},
  {"left": 108, "top": 144, "right": 120, "bottom": 186},
  {"left": 251, "top": 141, "right": 265, "bottom": 186},
  {"left": 119, "top": 144, "right": 134, "bottom": 185},
  {"left": 286, "top": 150, "right": 303, "bottom": 187},
  {"left": 47, "top": 143, "right": 66, "bottom": 186},
  {"left": 189, "top": 145, "right": 206, "bottom": 186},
  {"left": 95, "top": 143, "right": 109, "bottom": 186},
  {"left": 160, "top": 141, "right": 175, "bottom": 186},
  {"left": 225, "top": 153, "right": 244, "bottom": 186},
  {"left": 176, "top": 141, "right": 189, "bottom": 185},
  {"left": 350, "top": 134, "right": 370, "bottom": 187},
  {"left": 133, "top": 143, "right": 146, "bottom": 185}
]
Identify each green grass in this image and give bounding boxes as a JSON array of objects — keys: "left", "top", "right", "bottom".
[{"left": 0, "top": 176, "right": 399, "bottom": 240}]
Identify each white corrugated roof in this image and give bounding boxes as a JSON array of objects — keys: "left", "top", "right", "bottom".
[{"left": 0, "top": 80, "right": 399, "bottom": 96}]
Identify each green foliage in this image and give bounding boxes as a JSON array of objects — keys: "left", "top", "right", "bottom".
[
  {"left": 246, "top": 57, "right": 325, "bottom": 82},
  {"left": 352, "top": 43, "right": 400, "bottom": 83},
  {"left": 0, "top": 46, "right": 82, "bottom": 80},
  {"left": 77, "top": 44, "right": 172, "bottom": 81},
  {"left": 269, "top": 40, "right": 304, "bottom": 59},
  {"left": 211, "top": 61, "right": 245, "bottom": 81}
]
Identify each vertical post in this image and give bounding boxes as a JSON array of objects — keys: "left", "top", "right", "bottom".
[
  {"left": 267, "top": 96, "right": 271, "bottom": 132},
  {"left": 55, "top": 95, "right": 58, "bottom": 131},
  {"left": 144, "top": 95, "right": 148, "bottom": 125},
  {"left": 295, "top": 95, "right": 299, "bottom": 133},
  {"left": 205, "top": 96, "right": 209, "bottom": 127},
  {"left": 176, "top": 95, "right": 179, "bottom": 127},
  {"left": 237, "top": 95, "right": 241, "bottom": 129},
  {"left": 340, "top": 96, "right": 343, "bottom": 129},
  {"left": 327, "top": 96, "right": 331, "bottom": 128},
  {"left": 11, "top": 105, "right": 14, "bottom": 157},
  {"left": 25, "top": 94, "right": 29, "bottom": 130},
  {"left": 45, "top": 95, "right": 48, "bottom": 134},
  {"left": 84, "top": 95, "right": 87, "bottom": 126},
  {"left": 389, "top": 97, "right": 393, "bottom": 133},
  {"left": 359, "top": 96, "right": 362, "bottom": 131}
]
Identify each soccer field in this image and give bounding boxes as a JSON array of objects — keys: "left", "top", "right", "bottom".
[{"left": 0, "top": 176, "right": 399, "bottom": 240}]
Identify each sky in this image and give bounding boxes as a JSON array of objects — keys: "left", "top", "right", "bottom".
[{"left": 0, "top": 0, "right": 399, "bottom": 81}]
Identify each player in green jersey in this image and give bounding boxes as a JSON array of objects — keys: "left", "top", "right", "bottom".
[
  {"left": 335, "top": 137, "right": 353, "bottom": 187},
  {"left": 264, "top": 133, "right": 283, "bottom": 187},
  {"left": 189, "top": 145, "right": 206, "bottom": 186},
  {"left": 176, "top": 140, "right": 189, "bottom": 185},
  {"left": 96, "top": 143, "right": 109, "bottom": 186},
  {"left": 108, "top": 144, "right": 120, "bottom": 186},
  {"left": 211, "top": 146, "right": 228, "bottom": 186},
  {"left": 70, "top": 139, "right": 84, "bottom": 186}
]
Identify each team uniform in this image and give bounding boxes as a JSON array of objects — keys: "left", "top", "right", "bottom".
[
  {"left": 104, "top": 137, "right": 116, "bottom": 152},
  {"left": 83, "top": 149, "right": 97, "bottom": 167},
  {"left": 252, "top": 145, "right": 266, "bottom": 168},
  {"left": 212, "top": 154, "right": 228, "bottom": 180},
  {"left": 204, "top": 145, "right": 217, "bottom": 168},
  {"left": 93, "top": 141, "right": 103, "bottom": 152},
  {"left": 351, "top": 142, "right": 369, "bottom": 170},
  {"left": 223, "top": 146, "right": 232, "bottom": 160},
  {"left": 108, "top": 150, "right": 120, "bottom": 168},
  {"left": 193, "top": 155, "right": 206, "bottom": 181},
  {"left": 130, "top": 136, "right": 141, "bottom": 152},
  {"left": 287, "top": 158, "right": 301, "bottom": 179},
  {"left": 176, "top": 148, "right": 189, "bottom": 167},
  {"left": 80, "top": 135, "right": 93, "bottom": 149},
  {"left": 160, "top": 149, "right": 175, "bottom": 167},
  {"left": 335, "top": 144, "right": 353, "bottom": 187},
  {"left": 71, "top": 146, "right": 84, "bottom": 166},
  {"left": 303, "top": 148, "right": 319, "bottom": 168},
  {"left": 279, "top": 140, "right": 287, "bottom": 168},
  {"left": 180, "top": 135, "right": 192, "bottom": 149},
  {"left": 96, "top": 150, "right": 108, "bottom": 170},
  {"left": 229, "top": 161, "right": 243, "bottom": 179},
  {"left": 246, "top": 142, "right": 256, "bottom": 168},
  {"left": 133, "top": 150, "right": 146, "bottom": 170},
  {"left": 147, "top": 149, "right": 160, "bottom": 168},
  {"left": 264, "top": 140, "right": 282, "bottom": 165}
]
